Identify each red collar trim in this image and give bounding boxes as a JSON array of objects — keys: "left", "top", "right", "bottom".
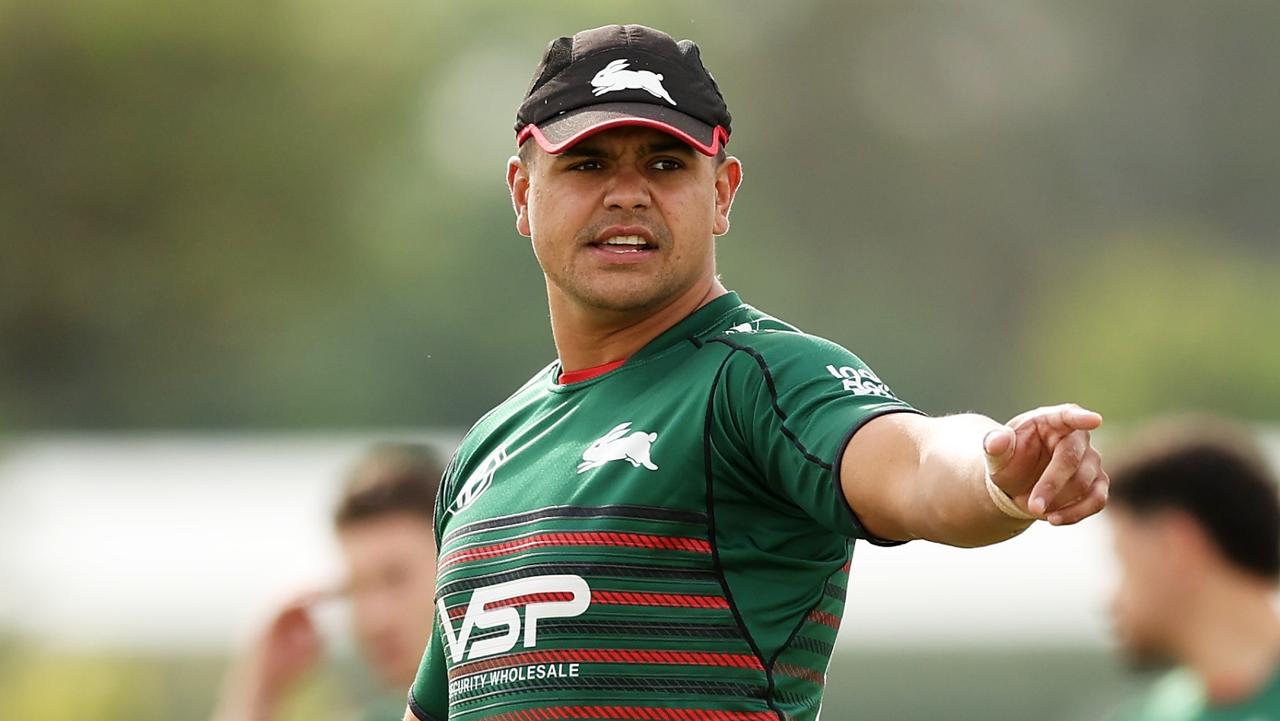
[{"left": 558, "top": 358, "right": 626, "bottom": 385}]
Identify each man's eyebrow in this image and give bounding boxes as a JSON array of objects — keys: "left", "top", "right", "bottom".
[
  {"left": 644, "top": 139, "right": 695, "bottom": 156},
  {"left": 558, "top": 144, "right": 611, "bottom": 159}
]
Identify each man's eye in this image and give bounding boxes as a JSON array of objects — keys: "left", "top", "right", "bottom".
[
  {"left": 651, "top": 158, "right": 684, "bottom": 171},
  {"left": 569, "top": 160, "right": 604, "bottom": 171}
]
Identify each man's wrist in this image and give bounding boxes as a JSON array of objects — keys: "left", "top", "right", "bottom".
[{"left": 984, "top": 473, "right": 1037, "bottom": 521}]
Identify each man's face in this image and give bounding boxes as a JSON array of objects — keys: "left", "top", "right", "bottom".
[
  {"left": 1107, "top": 508, "right": 1186, "bottom": 667},
  {"left": 508, "top": 127, "right": 740, "bottom": 313},
  {"left": 338, "top": 513, "right": 437, "bottom": 688}
]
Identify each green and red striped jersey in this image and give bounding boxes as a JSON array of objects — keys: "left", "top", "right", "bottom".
[{"left": 409, "top": 292, "right": 921, "bottom": 721}]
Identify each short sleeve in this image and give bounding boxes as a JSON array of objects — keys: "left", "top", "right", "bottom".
[
  {"left": 407, "top": 615, "right": 447, "bottom": 721},
  {"left": 713, "top": 331, "right": 925, "bottom": 540}
]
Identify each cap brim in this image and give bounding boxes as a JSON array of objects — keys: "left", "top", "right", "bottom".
[{"left": 518, "top": 102, "right": 728, "bottom": 157}]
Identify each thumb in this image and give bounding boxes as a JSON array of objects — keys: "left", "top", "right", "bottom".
[{"left": 983, "top": 426, "right": 1016, "bottom": 474}]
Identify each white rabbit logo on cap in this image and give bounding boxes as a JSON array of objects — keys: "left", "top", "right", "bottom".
[{"left": 590, "top": 59, "right": 677, "bottom": 106}]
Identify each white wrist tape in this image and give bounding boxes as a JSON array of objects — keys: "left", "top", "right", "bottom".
[{"left": 985, "top": 473, "right": 1038, "bottom": 521}]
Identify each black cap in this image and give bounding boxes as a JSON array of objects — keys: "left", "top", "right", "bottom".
[{"left": 515, "top": 24, "right": 732, "bottom": 157}]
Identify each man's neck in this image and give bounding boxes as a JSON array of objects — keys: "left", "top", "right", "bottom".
[
  {"left": 549, "top": 278, "right": 728, "bottom": 372},
  {"left": 1178, "top": 577, "right": 1280, "bottom": 705}
]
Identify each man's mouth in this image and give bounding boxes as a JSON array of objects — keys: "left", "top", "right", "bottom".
[
  {"left": 591, "top": 235, "right": 655, "bottom": 253},
  {"left": 589, "top": 226, "right": 659, "bottom": 255}
]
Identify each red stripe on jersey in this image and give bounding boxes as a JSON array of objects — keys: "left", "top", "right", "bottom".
[
  {"left": 449, "top": 647, "right": 764, "bottom": 679},
  {"left": 486, "top": 707, "right": 776, "bottom": 721},
  {"left": 806, "top": 609, "right": 842, "bottom": 630},
  {"left": 592, "top": 590, "right": 729, "bottom": 609},
  {"left": 775, "top": 662, "right": 827, "bottom": 687},
  {"left": 440, "top": 531, "right": 711, "bottom": 570},
  {"left": 445, "top": 590, "right": 730, "bottom": 619}
]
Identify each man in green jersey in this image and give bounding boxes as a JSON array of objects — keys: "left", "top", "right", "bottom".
[
  {"left": 405, "top": 24, "right": 1109, "bottom": 721},
  {"left": 1108, "top": 418, "right": 1280, "bottom": 721}
]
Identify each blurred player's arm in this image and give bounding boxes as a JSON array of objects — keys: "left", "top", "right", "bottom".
[
  {"left": 210, "top": 590, "right": 329, "bottom": 721},
  {"left": 842, "top": 404, "right": 1108, "bottom": 547}
]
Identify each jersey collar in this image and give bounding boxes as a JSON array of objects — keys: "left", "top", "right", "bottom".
[
  {"left": 547, "top": 291, "right": 747, "bottom": 389},
  {"left": 629, "top": 290, "right": 746, "bottom": 362}
]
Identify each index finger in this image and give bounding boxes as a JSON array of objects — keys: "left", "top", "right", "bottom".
[
  {"left": 1028, "top": 429, "right": 1090, "bottom": 516},
  {"left": 1044, "top": 404, "right": 1103, "bottom": 433}
]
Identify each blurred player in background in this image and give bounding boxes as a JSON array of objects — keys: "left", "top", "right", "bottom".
[
  {"left": 1108, "top": 417, "right": 1280, "bottom": 720},
  {"left": 213, "top": 442, "right": 443, "bottom": 721}
]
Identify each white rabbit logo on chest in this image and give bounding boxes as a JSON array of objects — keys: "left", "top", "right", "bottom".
[{"left": 577, "top": 422, "right": 660, "bottom": 474}]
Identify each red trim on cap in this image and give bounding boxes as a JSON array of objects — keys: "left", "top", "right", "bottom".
[{"left": 518, "top": 120, "right": 729, "bottom": 157}]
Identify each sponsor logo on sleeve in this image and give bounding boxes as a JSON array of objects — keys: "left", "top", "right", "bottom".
[{"left": 826, "top": 364, "right": 898, "bottom": 399}]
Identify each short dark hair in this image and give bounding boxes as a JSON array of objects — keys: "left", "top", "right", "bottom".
[
  {"left": 518, "top": 138, "right": 537, "bottom": 167},
  {"left": 333, "top": 442, "right": 445, "bottom": 530},
  {"left": 1109, "top": 417, "right": 1280, "bottom": 580}
]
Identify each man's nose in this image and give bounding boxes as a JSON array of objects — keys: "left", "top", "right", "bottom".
[{"left": 602, "top": 167, "right": 651, "bottom": 211}]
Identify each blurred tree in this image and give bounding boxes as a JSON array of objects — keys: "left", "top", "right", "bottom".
[
  {"left": 1, "top": 0, "right": 1277, "bottom": 429},
  {"left": 1022, "top": 229, "right": 1280, "bottom": 422}
]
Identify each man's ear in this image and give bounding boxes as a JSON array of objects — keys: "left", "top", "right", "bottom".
[
  {"left": 1164, "top": 511, "right": 1216, "bottom": 579},
  {"left": 507, "top": 155, "right": 531, "bottom": 238},
  {"left": 712, "top": 156, "right": 743, "bottom": 237}
]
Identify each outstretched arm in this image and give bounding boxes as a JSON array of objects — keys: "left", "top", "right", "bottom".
[{"left": 841, "top": 404, "right": 1108, "bottom": 547}]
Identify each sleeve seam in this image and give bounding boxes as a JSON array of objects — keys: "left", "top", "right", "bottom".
[
  {"left": 701, "top": 349, "right": 788, "bottom": 721},
  {"left": 710, "top": 336, "right": 926, "bottom": 543},
  {"left": 707, "top": 337, "right": 834, "bottom": 472}
]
